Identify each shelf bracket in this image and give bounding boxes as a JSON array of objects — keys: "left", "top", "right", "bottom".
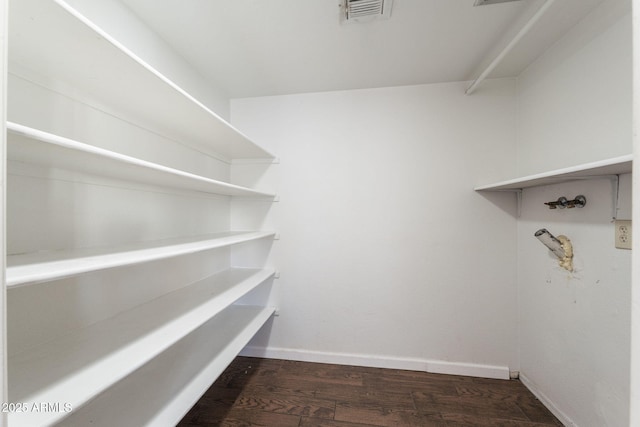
[
  {"left": 516, "top": 190, "right": 523, "bottom": 218},
  {"left": 611, "top": 174, "right": 620, "bottom": 221}
]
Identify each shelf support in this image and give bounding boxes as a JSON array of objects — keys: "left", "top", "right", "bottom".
[
  {"left": 612, "top": 174, "right": 620, "bottom": 221},
  {"left": 465, "top": 0, "right": 556, "bottom": 95},
  {"left": 484, "top": 174, "right": 621, "bottom": 219}
]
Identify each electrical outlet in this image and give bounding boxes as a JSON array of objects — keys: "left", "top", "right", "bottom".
[{"left": 615, "top": 219, "right": 632, "bottom": 249}]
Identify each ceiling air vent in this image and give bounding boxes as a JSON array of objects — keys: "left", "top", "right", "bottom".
[
  {"left": 474, "top": 0, "right": 523, "bottom": 5},
  {"left": 342, "top": 0, "right": 393, "bottom": 23}
]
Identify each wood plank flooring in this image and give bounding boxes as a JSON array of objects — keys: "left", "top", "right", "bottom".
[{"left": 178, "top": 357, "right": 563, "bottom": 427}]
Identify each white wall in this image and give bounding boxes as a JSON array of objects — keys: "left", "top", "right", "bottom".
[
  {"left": 518, "top": 177, "right": 631, "bottom": 427},
  {"left": 516, "top": 0, "right": 632, "bottom": 176},
  {"left": 515, "top": 1, "right": 633, "bottom": 426},
  {"left": 231, "top": 79, "right": 520, "bottom": 378}
]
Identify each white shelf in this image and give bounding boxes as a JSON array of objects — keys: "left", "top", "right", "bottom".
[
  {"left": 142, "top": 305, "right": 275, "bottom": 427},
  {"left": 7, "top": 269, "right": 275, "bottom": 427},
  {"left": 7, "top": 122, "right": 276, "bottom": 198},
  {"left": 59, "top": 304, "right": 275, "bottom": 427},
  {"left": 8, "top": 0, "right": 274, "bottom": 161},
  {"left": 7, "top": 231, "right": 275, "bottom": 288},
  {"left": 474, "top": 155, "right": 633, "bottom": 191}
]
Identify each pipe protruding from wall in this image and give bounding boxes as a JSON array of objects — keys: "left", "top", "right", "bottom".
[{"left": 534, "top": 228, "right": 574, "bottom": 271}]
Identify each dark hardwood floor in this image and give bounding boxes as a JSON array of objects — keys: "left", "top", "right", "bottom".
[{"left": 178, "top": 357, "right": 563, "bottom": 427}]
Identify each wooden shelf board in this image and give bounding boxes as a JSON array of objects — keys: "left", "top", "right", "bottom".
[
  {"left": 7, "top": 270, "right": 275, "bottom": 427},
  {"left": 9, "top": 0, "right": 275, "bottom": 161},
  {"left": 474, "top": 155, "right": 633, "bottom": 191},
  {"left": 7, "top": 122, "right": 276, "bottom": 198},
  {"left": 7, "top": 231, "right": 275, "bottom": 288}
]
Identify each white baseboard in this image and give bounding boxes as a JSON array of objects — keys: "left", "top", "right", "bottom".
[
  {"left": 239, "top": 345, "right": 510, "bottom": 380},
  {"left": 520, "top": 373, "right": 575, "bottom": 426}
]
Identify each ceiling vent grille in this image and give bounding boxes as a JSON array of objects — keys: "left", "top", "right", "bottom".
[{"left": 342, "top": 0, "right": 393, "bottom": 23}]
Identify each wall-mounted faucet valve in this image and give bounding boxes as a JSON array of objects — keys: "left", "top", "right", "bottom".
[{"left": 544, "top": 195, "right": 586, "bottom": 209}]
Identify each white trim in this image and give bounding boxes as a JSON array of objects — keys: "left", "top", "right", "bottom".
[
  {"left": 631, "top": 1, "right": 640, "bottom": 425},
  {"left": 0, "top": 0, "right": 7, "bottom": 423},
  {"left": 239, "top": 346, "right": 510, "bottom": 380},
  {"left": 519, "top": 373, "right": 577, "bottom": 427}
]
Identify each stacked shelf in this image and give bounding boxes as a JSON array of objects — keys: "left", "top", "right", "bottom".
[
  {"left": 6, "top": 0, "right": 279, "bottom": 424},
  {"left": 7, "top": 231, "right": 276, "bottom": 288},
  {"left": 134, "top": 305, "right": 276, "bottom": 427},
  {"left": 54, "top": 304, "right": 274, "bottom": 427},
  {"left": 7, "top": 122, "right": 276, "bottom": 198},
  {"left": 474, "top": 155, "right": 632, "bottom": 191},
  {"left": 8, "top": 269, "right": 275, "bottom": 427},
  {"left": 9, "top": 0, "right": 275, "bottom": 161}
]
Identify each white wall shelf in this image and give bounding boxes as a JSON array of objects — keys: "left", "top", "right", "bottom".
[
  {"left": 7, "top": 231, "right": 275, "bottom": 288},
  {"left": 130, "top": 305, "right": 275, "bottom": 427},
  {"left": 58, "top": 304, "right": 275, "bottom": 427},
  {"left": 7, "top": 267, "right": 274, "bottom": 426},
  {"left": 474, "top": 155, "right": 633, "bottom": 191},
  {"left": 8, "top": 0, "right": 275, "bottom": 161},
  {"left": 7, "top": 122, "right": 276, "bottom": 199}
]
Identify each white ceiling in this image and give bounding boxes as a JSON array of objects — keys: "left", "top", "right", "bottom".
[{"left": 118, "top": 0, "right": 604, "bottom": 98}]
